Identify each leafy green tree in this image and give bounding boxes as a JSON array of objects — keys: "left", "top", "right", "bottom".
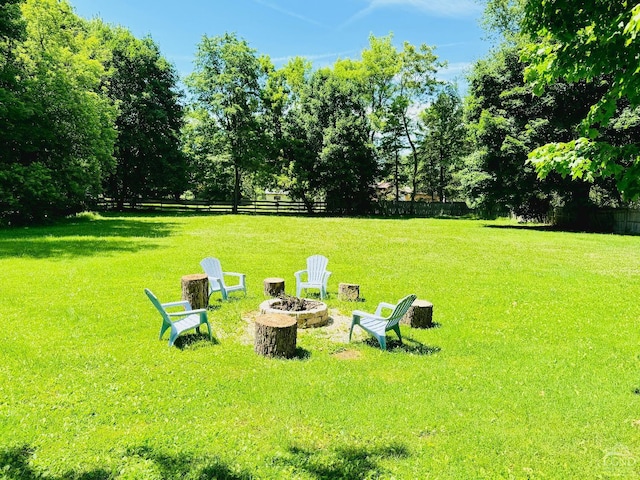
[
  {"left": 462, "top": 44, "right": 619, "bottom": 221},
  {"left": 186, "top": 33, "right": 268, "bottom": 213},
  {"left": 284, "top": 69, "right": 377, "bottom": 214},
  {"left": 335, "top": 34, "right": 442, "bottom": 211},
  {"left": 522, "top": 1, "right": 640, "bottom": 200},
  {"left": 96, "top": 24, "right": 187, "bottom": 208},
  {"left": 0, "top": 0, "right": 117, "bottom": 224},
  {"left": 418, "top": 85, "right": 467, "bottom": 202},
  {"left": 0, "top": 0, "right": 27, "bottom": 175}
]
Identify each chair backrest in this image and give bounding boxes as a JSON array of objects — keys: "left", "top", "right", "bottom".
[
  {"left": 386, "top": 294, "right": 417, "bottom": 329},
  {"left": 306, "top": 255, "right": 328, "bottom": 282},
  {"left": 145, "top": 288, "right": 170, "bottom": 324},
  {"left": 200, "top": 257, "right": 225, "bottom": 287}
]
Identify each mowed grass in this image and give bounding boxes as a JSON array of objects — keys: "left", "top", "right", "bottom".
[{"left": 1, "top": 213, "right": 640, "bottom": 479}]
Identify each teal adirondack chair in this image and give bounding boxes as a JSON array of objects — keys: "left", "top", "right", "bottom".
[
  {"left": 145, "top": 289, "right": 213, "bottom": 347},
  {"left": 200, "top": 257, "right": 247, "bottom": 301},
  {"left": 349, "top": 294, "right": 417, "bottom": 350},
  {"left": 295, "top": 254, "right": 331, "bottom": 299}
]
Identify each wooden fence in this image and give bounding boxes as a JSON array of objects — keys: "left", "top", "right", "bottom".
[
  {"left": 610, "top": 208, "right": 640, "bottom": 234},
  {"left": 97, "top": 198, "right": 471, "bottom": 218},
  {"left": 97, "top": 198, "right": 326, "bottom": 215}
]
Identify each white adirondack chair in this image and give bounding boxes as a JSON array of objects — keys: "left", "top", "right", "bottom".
[
  {"left": 349, "top": 294, "right": 417, "bottom": 350},
  {"left": 295, "top": 254, "right": 331, "bottom": 299},
  {"left": 144, "top": 289, "right": 213, "bottom": 347},
  {"left": 200, "top": 257, "right": 247, "bottom": 301}
]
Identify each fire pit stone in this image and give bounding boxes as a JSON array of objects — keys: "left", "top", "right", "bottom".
[{"left": 259, "top": 296, "right": 329, "bottom": 328}]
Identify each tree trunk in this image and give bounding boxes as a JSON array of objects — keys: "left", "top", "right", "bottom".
[
  {"left": 402, "top": 112, "right": 419, "bottom": 215},
  {"left": 232, "top": 162, "right": 241, "bottom": 214},
  {"left": 263, "top": 277, "right": 285, "bottom": 297},
  {"left": 338, "top": 283, "right": 360, "bottom": 301},
  {"left": 181, "top": 273, "right": 209, "bottom": 309},
  {"left": 401, "top": 299, "right": 434, "bottom": 328},
  {"left": 254, "top": 314, "right": 297, "bottom": 358}
]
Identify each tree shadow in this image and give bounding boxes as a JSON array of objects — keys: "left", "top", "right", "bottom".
[
  {"left": 275, "top": 442, "right": 410, "bottom": 479},
  {"left": 0, "top": 215, "right": 178, "bottom": 259},
  {"left": 0, "top": 444, "right": 254, "bottom": 480},
  {"left": 0, "top": 445, "right": 110, "bottom": 480},
  {"left": 483, "top": 224, "right": 558, "bottom": 232},
  {"left": 125, "top": 445, "right": 253, "bottom": 479}
]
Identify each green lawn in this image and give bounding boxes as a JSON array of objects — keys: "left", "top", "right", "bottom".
[{"left": 1, "top": 213, "right": 640, "bottom": 479}]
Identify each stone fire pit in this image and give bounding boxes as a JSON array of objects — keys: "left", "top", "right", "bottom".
[{"left": 259, "top": 296, "right": 329, "bottom": 328}]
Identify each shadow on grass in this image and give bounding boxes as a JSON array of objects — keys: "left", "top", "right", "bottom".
[
  {"left": 363, "top": 337, "right": 441, "bottom": 355},
  {"left": 276, "top": 443, "right": 410, "bottom": 479},
  {"left": 125, "top": 445, "right": 253, "bottom": 479},
  {"left": 173, "top": 331, "right": 220, "bottom": 349},
  {"left": 0, "top": 444, "right": 254, "bottom": 480},
  {"left": 294, "top": 347, "right": 312, "bottom": 360},
  {"left": 0, "top": 445, "right": 110, "bottom": 480},
  {"left": 483, "top": 224, "right": 557, "bottom": 232},
  {"left": 0, "top": 215, "right": 178, "bottom": 259}
]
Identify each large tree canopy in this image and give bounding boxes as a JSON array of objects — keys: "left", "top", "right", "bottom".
[
  {"left": 186, "top": 33, "right": 268, "bottom": 213},
  {"left": 97, "top": 24, "right": 187, "bottom": 207},
  {"left": 0, "top": 0, "right": 117, "bottom": 224},
  {"left": 522, "top": 1, "right": 640, "bottom": 200}
]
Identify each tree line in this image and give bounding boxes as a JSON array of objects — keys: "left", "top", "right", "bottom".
[{"left": 2, "top": 0, "right": 639, "bottom": 227}]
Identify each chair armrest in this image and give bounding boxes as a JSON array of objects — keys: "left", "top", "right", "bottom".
[
  {"left": 322, "top": 271, "right": 332, "bottom": 282},
  {"left": 375, "top": 302, "right": 396, "bottom": 316},
  {"left": 352, "top": 310, "right": 385, "bottom": 321},
  {"left": 294, "top": 270, "right": 307, "bottom": 281},
  {"left": 167, "top": 308, "right": 207, "bottom": 317},
  {"left": 223, "top": 272, "right": 244, "bottom": 278},
  {"left": 162, "top": 300, "right": 191, "bottom": 310}
]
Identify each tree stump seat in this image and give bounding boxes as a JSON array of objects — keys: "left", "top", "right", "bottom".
[
  {"left": 401, "top": 299, "right": 434, "bottom": 328},
  {"left": 254, "top": 313, "right": 297, "bottom": 358},
  {"left": 338, "top": 282, "right": 360, "bottom": 301},
  {"left": 181, "top": 273, "right": 209, "bottom": 309},
  {"left": 263, "top": 277, "right": 285, "bottom": 297}
]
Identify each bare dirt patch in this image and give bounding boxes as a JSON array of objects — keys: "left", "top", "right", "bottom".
[{"left": 331, "top": 349, "right": 362, "bottom": 360}]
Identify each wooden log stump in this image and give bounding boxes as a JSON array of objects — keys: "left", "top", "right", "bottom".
[
  {"left": 263, "top": 277, "right": 285, "bottom": 297},
  {"left": 338, "top": 283, "right": 360, "bottom": 301},
  {"left": 254, "top": 313, "right": 297, "bottom": 358},
  {"left": 401, "top": 299, "right": 434, "bottom": 328},
  {"left": 181, "top": 273, "right": 209, "bottom": 309}
]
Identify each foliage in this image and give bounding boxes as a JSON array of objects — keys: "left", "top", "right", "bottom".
[
  {"left": 522, "top": 1, "right": 640, "bottom": 200},
  {"left": 418, "top": 85, "right": 467, "bottom": 202},
  {"left": 1, "top": 213, "right": 640, "bottom": 478},
  {"left": 186, "top": 33, "right": 269, "bottom": 213},
  {"left": 335, "top": 34, "right": 442, "bottom": 210},
  {"left": 462, "top": 43, "right": 624, "bottom": 222},
  {"left": 97, "top": 24, "right": 187, "bottom": 208},
  {"left": 283, "top": 69, "right": 378, "bottom": 214},
  {"left": 0, "top": 0, "right": 117, "bottom": 225}
]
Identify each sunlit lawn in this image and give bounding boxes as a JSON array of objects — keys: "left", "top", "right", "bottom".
[{"left": 1, "top": 213, "right": 640, "bottom": 479}]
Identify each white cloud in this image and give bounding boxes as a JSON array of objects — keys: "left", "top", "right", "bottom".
[
  {"left": 253, "top": 0, "right": 327, "bottom": 28},
  {"left": 347, "top": 0, "right": 482, "bottom": 25},
  {"left": 439, "top": 61, "right": 472, "bottom": 79},
  {"left": 271, "top": 49, "right": 358, "bottom": 65}
]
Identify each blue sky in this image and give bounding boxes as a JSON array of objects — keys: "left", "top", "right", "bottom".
[{"left": 70, "top": 0, "right": 491, "bottom": 89}]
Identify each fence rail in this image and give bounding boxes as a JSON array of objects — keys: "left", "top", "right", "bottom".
[
  {"left": 97, "top": 198, "right": 326, "bottom": 215},
  {"left": 96, "top": 198, "right": 472, "bottom": 218}
]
